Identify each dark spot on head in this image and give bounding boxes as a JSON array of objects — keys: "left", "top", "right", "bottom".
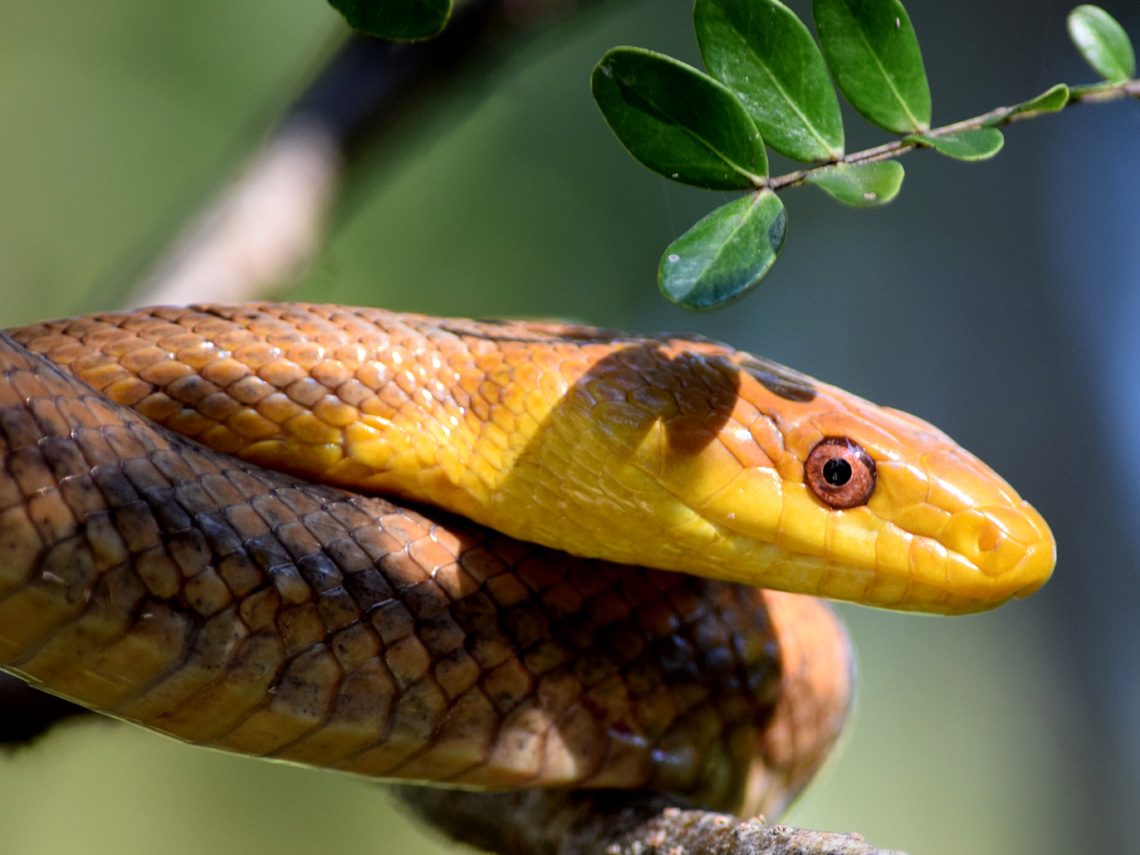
[{"left": 737, "top": 354, "right": 817, "bottom": 402}]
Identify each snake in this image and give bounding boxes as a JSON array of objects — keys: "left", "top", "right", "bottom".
[{"left": 0, "top": 303, "right": 1054, "bottom": 821}]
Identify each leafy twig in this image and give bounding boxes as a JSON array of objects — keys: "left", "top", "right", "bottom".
[
  {"left": 768, "top": 76, "right": 1140, "bottom": 191},
  {"left": 592, "top": 0, "right": 1140, "bottom": 310}
]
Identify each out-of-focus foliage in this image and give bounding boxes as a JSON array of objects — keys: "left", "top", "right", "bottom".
[
  {"left": 327, "top": 0, "right": 451, "bottom": 41},
  {"left": 0, "top": 0, "right": 330, "bottom": 320}
]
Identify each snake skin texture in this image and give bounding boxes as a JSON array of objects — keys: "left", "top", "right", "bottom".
[
  {"left": 0, "top": 332, "right": 851, "bottom": 817},
  {"left": 7, "top": 303, "right": 1055, "bottom": 613}
]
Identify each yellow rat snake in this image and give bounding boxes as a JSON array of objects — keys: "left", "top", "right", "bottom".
[{"left": 0, "top": 303, "right": 1054, "bottom": 824}]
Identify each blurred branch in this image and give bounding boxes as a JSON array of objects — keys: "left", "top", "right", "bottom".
[
  {"left": 125, "top": 0, "right": 613, "bottom": 309},
  {"left": 0, "top": 673, "right": 88, "bottom": 746},
  {"left": 394, "top": 787, "right": 907, "bottom": 855}
]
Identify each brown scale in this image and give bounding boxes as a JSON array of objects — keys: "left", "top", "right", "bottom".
[{"left": 0, "top": 330, "right": 850, "bottom": 818}]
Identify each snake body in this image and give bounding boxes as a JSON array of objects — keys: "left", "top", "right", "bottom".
[{"left": 0, "top": 304, "right": 1054, "bottom": 816}]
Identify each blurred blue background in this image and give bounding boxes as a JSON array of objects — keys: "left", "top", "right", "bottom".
[{"left": 1, "top": 1, "right": 1137, "bottom": 853}]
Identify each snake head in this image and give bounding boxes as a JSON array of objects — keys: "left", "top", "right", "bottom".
[{"left": 689, "top": 352, "right": 1056, "bottom": 614}]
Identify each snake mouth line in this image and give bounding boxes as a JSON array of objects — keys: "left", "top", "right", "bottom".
[{"left": 1011, "top": 541, "right": 1057, "bottom": 599}]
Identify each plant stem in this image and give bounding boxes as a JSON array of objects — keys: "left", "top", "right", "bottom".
[{"left": 765, "top": 77, "right": 1140, "bottom": 192}]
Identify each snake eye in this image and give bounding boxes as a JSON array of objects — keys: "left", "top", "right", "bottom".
[{"left": 805, "top": 437, "right": 876, "bottom": 509}]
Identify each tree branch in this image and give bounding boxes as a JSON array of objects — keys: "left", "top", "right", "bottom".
[
  {"left": 125, "top": 0, "right": 613, "bottom": 309},
  {"left": 394, "top": 787, "right": 906, "bottom": 855}
]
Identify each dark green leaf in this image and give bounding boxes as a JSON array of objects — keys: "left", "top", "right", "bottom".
[
  {"left": 327, "top": 0, "right": 451, "bottom": 40},
  {"left": 903, "top": 128, "right": 1004, "bottom": 161},
  {"left": 696, "top": 0, "right": 843, "bottom": 162},
  {"left": 1008, "top": 84, "right": 1070, "bottom": 118},
  {"left": 812, "top": 0, "right": 931, "bottom": 133},
  {"left": 593, "top": 48, "right": 767, "bottom": 190},
  {"left": 1067, "top": 5, "right": 1135, "bottom": 81},
  {"left": 659, "top": 191, "right": 787, "bottom": 309},
  {"left": 805, "top": 161, "right": 904, "bottom": 206}
]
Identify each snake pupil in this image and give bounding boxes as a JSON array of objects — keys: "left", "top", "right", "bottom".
[{"left": 823, "top": 458, "right": 852, "bottom": 487}]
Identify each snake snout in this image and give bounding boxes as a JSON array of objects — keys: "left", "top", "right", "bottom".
[
  {"left": 820, "top": 433, "right": 1057, "bottom": 613},
  {"left": 1011, "top": 540, "right": 1056, "bottom": 600},
  {"left": 912, "top": 488, "right": 1054, "bottom": 612},
  {"left": 978, "top": 501, "right": 1055, "bottom": 593}
]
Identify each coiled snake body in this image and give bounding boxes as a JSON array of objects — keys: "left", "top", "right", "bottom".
[{"left": 0, "top": 304, "right": 1054, "bottom": 818}]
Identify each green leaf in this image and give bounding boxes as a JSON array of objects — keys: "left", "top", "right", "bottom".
[
  {"left": 1067, "top": 5, "right": 1136, "bottom": 81},
  {"left": 812, "top": 0, "right": 932, "bottom": 133},
  {"left": 659, "top": 191, "right": 787, "bottom": 309},
  {"left": 1008, "top": 83, "right": 1071, "bottom": 117},
  {"left": 805, "top": 161, "right": 904, "bottom": 206},
  {"left": 903, "top": 128, "right": 1004, "bottom": 161},
  {"left": 327, "top": 0, "right": 451, "bottom": 40},
  {"left": 695, "top": 0, "right": 844, "bottom": 162},
  {"left": 592, "top": 48, "right": 767, "bottom": 190}
]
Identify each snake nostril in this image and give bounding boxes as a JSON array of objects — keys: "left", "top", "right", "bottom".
[{"left": 977, "top": 521, "right": 1002, "bottom": 553}]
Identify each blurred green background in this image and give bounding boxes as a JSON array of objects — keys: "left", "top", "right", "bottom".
[{"left": 1, "top": 1, "right": 1138, "bottom": 853}]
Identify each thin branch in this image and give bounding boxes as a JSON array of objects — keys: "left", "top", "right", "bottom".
[
  {"left": 393, "top": 787, "right": 908, "bottom": 855},
  {"left": 766, "top": 76, "right": 1140, "bottom": 192}
]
